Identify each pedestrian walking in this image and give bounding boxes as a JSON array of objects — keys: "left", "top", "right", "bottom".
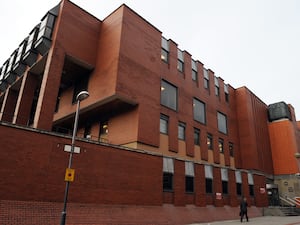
[{"left": 240, "top": 197, "right": 249, "bottom": 222}]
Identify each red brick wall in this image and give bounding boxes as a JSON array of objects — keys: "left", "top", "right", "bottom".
[
  {"left": 235, "top": 87, "right": 273, "bottom": 174},
  {"left": 0, "top": 124, "right": 162, "bottom": 205}
]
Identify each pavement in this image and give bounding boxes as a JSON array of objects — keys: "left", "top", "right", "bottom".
[{"left": 189, "top": 216, "right": 300, "bottom": 225}]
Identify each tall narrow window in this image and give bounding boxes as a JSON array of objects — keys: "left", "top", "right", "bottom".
[
  {"left": 248, "top": 173, "right": 254, "bottom": 196},
  {"left": 192, "top": 59, "right": 198, "bottom": 81},
  {"left": 218, "top": 138, "right": 224, "bottom": 153},
  {"left": 194, "top": 128, "right": 200, "bottom": 145},
  {"left": 178, "top": 122, "right": 186, "bottom": 140},
  {"left": 185, "top": 161, "right": 194, "bottom": 193},
  {"left": 205, "top": 165, "right": 213, "bottom": 194},
  {"left": 214, "top": 76, "right": 220, "bottom": 97},
  {"left": 163, "top": 157, "right": 174, "bottom": 191},
  {"left": 161, "top": 37, "right": 169, "bottom": 63},
  {"left": 224, "top": 84, "right": 229, "bottom": 102},
  {"left": 160, "top": 114, "right": 169, "bottom": 134},
  {"left": 161, "top": 80, "right": 178, "bottom": 111},
  {"left": 235, "top": 170, "right": 242, "bottom": 196},
  {"left": 193, "top": 98, "right": 206, "bottom": 124},
  {"left": 207, "top": 133, "right": 213, "bottom": 150},
  {"left": 203, "top": 68, "right": 209, "bottom": 89},
  {"left": 217, "top": 112, "right": 227, "bottom": 134},
  {"left": 177, "top": 49, "right": 184, "bottom": 72},
  {"left": 221, "top": 168, "right": 229, "bottom": 194},
  {"left": 229, "top": 142, "right": 234, "bottom": 157}
]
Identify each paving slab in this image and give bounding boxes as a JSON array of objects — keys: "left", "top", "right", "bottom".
[{"left": 189, "top": 216, "right": 300, "bottom": 225}]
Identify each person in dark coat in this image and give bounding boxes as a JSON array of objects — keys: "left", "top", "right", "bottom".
[{"left": 240, "top": 197, "right": 249, "bottom": 222}]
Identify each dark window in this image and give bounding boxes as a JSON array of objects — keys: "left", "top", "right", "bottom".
[
  {"left": 160, "top": 114, "right": 169, "bottom": 134},
  {"left": 192, "top": 69, "right": 198, "bottom": 81},
  {"left": 222, "top": 181, "right": 228, "bottom": 194},
  {"left": 163, "top": 172, "right": 173, "bottom": 191},
  {"left": 203, "top": 68, "right": 209, "bottom": 89},
  {"left": 185, "top": 176, "right": 194, "bottom": 193},
  {"left": 161, "top": 80, "right": 177, "bottom": 111},
  {"left": 161, "top": 48, "right": 169, "bottom": 63},
  {"left": 236, "top": 183, "right": 242, "bottom": 196},
  {"left": 215, "top": 86, "right": 220, "bottom": 97},
  {"left": 204, "top": 78, "right": 209, "bottom": 89},
  {"left": 72, "top": 75, "right": 89, "bottom": 103},
  {"left": 177, "top": 60, "right": 184, "bottom": 72},
  {"left": 229, "top": 142, "right": 234, "bottom": 157},
  {"left": 217, "top": 112, "right": 227, "bottom": 134},
  {"left": 218, "top": 138, "right": 224, "bottom": 153},
  {"left": 178, "top": 122, "right": 186, "bottom": 140},
  {"left": 194, "top": 128, "right": 200, "bottom": 145},
  {"left": 84, "top": 124, "right": 91, "bottom": 139},
  {"left": 225, "top": 92, "right": 229, "bottom": 102},
  {"left": 206, "top": 178, "right": 213, "bottom": 193},
  {"left": 249, "top": 185, "right": 254, "bottom": 196},
  {"left": 99, "top": 121, "right": 108, "bottom": 135},
  {"left": 207, "top": 133, "right": 213, "bottom": 150},
  {"left": 193, "top": 98, "right": 206, "bottom": 124}
]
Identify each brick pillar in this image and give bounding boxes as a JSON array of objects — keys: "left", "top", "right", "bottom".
[
  {"left": 228, "top": 169, "right": 239, "bottom": 206},
  {"left": 242, "top": 171, "right": 250, "bottom": 201},
  {"left": 254, "top": 174, "right": 268, "bottom": 207},
  {"left": 33, "top": 47, "right": 64, "bottom": 130},
  {"left": 173, "top": 160, "right": 185, "bottom": 206},
  {"left": 195, "top": 164, "right": 206, "bottom": 206},
  {"left": 0, "top": 88, "right": 19, "bottom": 122},
  {"left": 213, "top": 167, "right": 223, "bottom": 207},
  {"left": 13, "top": 73, "right": 38, "bottom": 125},
  {"left": 169, "top": 116, "right": 178, "bottom": 152}
]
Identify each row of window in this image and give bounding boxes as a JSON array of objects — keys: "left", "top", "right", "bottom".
[
  {"left": 161, "top": 80, "right": 228, "bottom": 134},
  {"left": 161, "top": 37, "right": 229, "bottom": 102},
  {"left": 160, "top": 114, "right": 233, "bottom": 155},
  {"left": 163, "top": 159, "right": 254, "bottom": 196}
]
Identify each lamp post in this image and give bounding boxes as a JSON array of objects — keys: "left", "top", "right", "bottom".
[{"left": 60, "top": 90, "right": 89, "bottom": 225}]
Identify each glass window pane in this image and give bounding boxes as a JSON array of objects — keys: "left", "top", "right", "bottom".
[
  {"left": 161, "top": 80, "right": 177, "bottom": 111},
  {"left": 217, "top": 112, "right": 227, "bottom": 134},
  {"left": 193, "top": 98, "right": 206, "bottom": 124}
]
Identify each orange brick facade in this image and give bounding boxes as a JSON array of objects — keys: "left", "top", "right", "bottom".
[{"left": 0, "top": 0, "right": 299, "bottom": 224}]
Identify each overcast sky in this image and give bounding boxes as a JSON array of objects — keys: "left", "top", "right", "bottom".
[{"left": 1, "top": 0, "right": 300, "bottom": 120}]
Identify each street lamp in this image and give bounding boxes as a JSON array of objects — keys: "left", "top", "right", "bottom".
[{"left": 60, "top": 90, "right": 89, "bottom": 225}]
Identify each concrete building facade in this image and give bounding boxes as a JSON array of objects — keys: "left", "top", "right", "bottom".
[{"left": 0, "top": 0, "right": 300, "bottom": 223}]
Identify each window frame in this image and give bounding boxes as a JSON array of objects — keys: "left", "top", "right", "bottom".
[
  {"left": 194, "top": 128, "right": 200, "bottom": 145},
  {"left": 218, "top": 138, "right": 224, "bottom": 153},
  {"left": 160, "top": 114, "right": 169, "bottom": 134},
  {"left": 217, "top": 111, "right": 228, "bottom": 134},
  {"left": 178, "top": 122, "right": 186, "bottom": 140},
  {"left": 207, "top": 133, "right": 213, "bottom": 150},
  {"left": 161, "top": 80, "right": 178, "bottom": 111},
  {"left": 193, "top": 98, "right": 206, "bottom": 124}
]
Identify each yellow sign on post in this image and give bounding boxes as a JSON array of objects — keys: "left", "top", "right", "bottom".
[{"left": 64, "top": 168, "right": 75, "bottom": 182}]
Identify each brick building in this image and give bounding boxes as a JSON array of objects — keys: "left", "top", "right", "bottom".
[{"left": 0, "top": 0, "right": 300, "bottom": 224}]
